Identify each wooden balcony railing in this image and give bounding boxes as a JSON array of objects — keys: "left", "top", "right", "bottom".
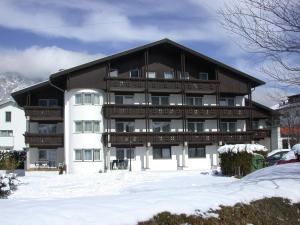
[
  {"left": 105, "top": 132, "right": 254, "bottom": 146},
  {"left": 24, "top": 133, "right": 64, "bottom": 148},
  {"left": 106, "top": 77, "right": 219, "bottom": 93},
  {"left": 252, "top": 129, "right": 271, "bottom": 139},
  {"left": 104, "top": 105, "right": 251, "bottom": 119},
  {"left": 24, "top": 106, "right": 63, "bottom": 121}
]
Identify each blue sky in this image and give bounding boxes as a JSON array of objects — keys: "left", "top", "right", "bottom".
[{"left": 0, "top": 0, "right": 298, "bottom": 106}]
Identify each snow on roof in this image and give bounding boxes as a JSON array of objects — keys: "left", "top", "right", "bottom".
[{"left": 218, "top": 144, "right": 268, "bottom": 154}]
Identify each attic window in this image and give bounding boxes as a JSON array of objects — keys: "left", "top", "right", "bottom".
[
  {"left": 109, "top": 69, "right": 118, "bottom": 77},
  {"left": 130, "top": 69, "right": 140, "bottom": 78},
  {"left": 198, "top": 72, "right": 208, "bottom": 80}
]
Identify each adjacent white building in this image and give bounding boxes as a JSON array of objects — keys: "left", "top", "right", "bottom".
[{"left": 0, "top": 100, "right": 26, "bottom": 151}]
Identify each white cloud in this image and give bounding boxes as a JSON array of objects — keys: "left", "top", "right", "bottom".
[{"left": 0, "top": 46, "right": 103, "bottom": 79}]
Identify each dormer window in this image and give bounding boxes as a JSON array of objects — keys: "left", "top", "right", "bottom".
[
  {"left": 109, "top": 69, "right": 118, "bottom": 77},
  {"left": 130, "top": 69, "right": 140, "bottom": 78},
  {"left": 164, "top": 71, "right": 174, "bottom": 79},
  {"left": 198, "top": 72, "right": 208, "bottom": 80}
]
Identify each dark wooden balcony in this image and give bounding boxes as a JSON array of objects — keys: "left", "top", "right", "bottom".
[
  {"left": 184, "top": 81, "right": 218, "bottom": 94},
  {"left": 24, "top": 133, "right": 64, "bottom": 148},
  {"left": 105, "top": 132, "right": 254, "bottom": 146},
  {"left": 252, "top": 129, "right": 271, "bottom": 139},
  {"left": 104, "top": 105, "right": 251, "bottom": 119},
  {"left": 107, "top": 78, "right": 145, "bottom": 92},
  {"left": 147, "top": 80, "right": 181, "bottom": 93},
  {"left": 24, "top": 106, "right": 63, "bottom": 121}
]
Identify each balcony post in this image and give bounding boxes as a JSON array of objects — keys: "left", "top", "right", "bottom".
[
  {"left": 146, "top": 142, "right": 150, "bottom": 169},
  {"left": 182, "top": 141, "right": 188, "bottom": 167}
]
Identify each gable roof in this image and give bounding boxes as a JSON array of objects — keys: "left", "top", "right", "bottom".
[
  {"left": 11, "top": 80, "right": 49, "bottom": 97},
  {"left": 50, "top": 38, "right": 265, "bottom": 86}
]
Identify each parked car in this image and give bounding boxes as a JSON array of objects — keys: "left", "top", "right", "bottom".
[
  {"left": 266, "top": 149, "right": 290, "bottom": 166},
  {"left": 276, "top": 150, "right": 297, "bottom": 165}
]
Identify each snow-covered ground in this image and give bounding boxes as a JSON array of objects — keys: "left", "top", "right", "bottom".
[{"left": 1, "top": 163, "right": 300, "bottom": 225}]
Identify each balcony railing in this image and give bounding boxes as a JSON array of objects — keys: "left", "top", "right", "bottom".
[
  {"left": 105, "top": 132, "right": 254, "bottom": 146},
  {"left": 24, "top": 106, "right": 63, "bottom": 121},
  {"left": 252, "top": 129, "right": 271, "bottom": 139},
  {"left": 104, "top": 105, "right": 251, "bottom": 119},
  {"left": 106, "top": 77, "right": 219, "bottom": 93},
  {"left": 24, "top": 133, "right": 64, "bottom": 148}
]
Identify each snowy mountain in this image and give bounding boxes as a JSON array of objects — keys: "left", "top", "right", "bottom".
[{"left": 0, "top": 73, "right": 38, "bottom": 103}]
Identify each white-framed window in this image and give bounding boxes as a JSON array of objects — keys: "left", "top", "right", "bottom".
[
  {"left": 220, "top": 97, "right": 235, "bottom": 107},
  {"left": 151, "top": 96, "right": 169, "bottom": 105},
  {"left": 179, "top": 72, "right": 189, "bottom": 80},
  {"left": 115, "top": 95, "right": 134, "bottom": 104},
  {"left": 186, "top": 96, "right": 203, "bottom": 106},
  {"left": 198, "top": 72, "right": 209, "bottom": 80},
  {"left": 187, "top": 122, "right": 204, "bottom": 132},
  {"left": 220, "top": 121, "right": 236, "bottom": 132},
  {"left": 153, "top": 147, "right": 171, "bottom": 159},
  {"left": 74, "top": 121, "right": 101, "bottom": 133},
  {"left": 74, "top": 149, "right": 101, "bottom": 161},
  {"left": 146, "top": 72, "right": 156, "bottom": 79},
  {"left": 109, "top": 69, "right": 118, "bottom": 77},
  {"left": 38, "top": 99, "right": 58, "bottom": 107},
  {"left": 152, "top": 121, "right": 171, "bottom": 132},
  {"left": 188, "top": 146, "right": 206, "bottom": 158},
  {"left": 116, "top": 121, "right": 135, "bottom": 132},
  {"left": 0, "top": 130, "right": 13, "bottom": 137},
  {"left": 74, "top": 93, "right": 101, "bottom": 105},
  {"left": 164, "top": 71, "right": 174, "bottom": 79},
  {"left": 130, "top": 68, "right": 140, "bottom": 78}
]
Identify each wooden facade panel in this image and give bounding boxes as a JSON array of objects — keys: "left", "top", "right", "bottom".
[{"left": 218, "top": 69, "right": 249, "bottom": 94}]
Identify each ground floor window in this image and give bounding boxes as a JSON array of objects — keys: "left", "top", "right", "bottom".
[
  {"left": 37, "top": 149, "right": 57, "bottom": 167},
  {"left": 74, "top": 149, "right": 101, "bottom": 161},
  {"left": 153, "top": 147, "right": 171, "bottom": 159},
  {"left": 116, "top": 148, "right": 135, "bottom": 160},
  {"left": 188, "top": 146, "right": 206, "bottom": 158}
]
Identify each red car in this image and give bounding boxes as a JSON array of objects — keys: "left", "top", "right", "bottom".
[{"left": 276, "top": 150, "right": 298, "bottom": 165}]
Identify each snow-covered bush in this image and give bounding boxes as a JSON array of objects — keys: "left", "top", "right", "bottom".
[
  {"left": 218, "top": 144, "right": 268, "bottom": 177},
  {"left": 0, "top": 173, "right": 18, "bottom": 198}
]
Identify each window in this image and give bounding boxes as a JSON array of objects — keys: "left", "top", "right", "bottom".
[
  {"left": 75, "top": 121, "right": 83, "bottom": 133},
  {"left": 83, "top": 149, "right": 93, "bottom": 161},
  {"left": 38, "top": 124, "right": 57, "bottom": 134},
  {"left": 220, "top": 122, "right": 236, "bottom": 132},
  {"left": 198, "top": 72, "right": 208, "bottom": 80},
  {"left": 126, "top": 149, "right": 135, "bottom": 159},
  {"left": 115, "top": 95, "right": 134, "bottom": 104},
  {"left": 74, "top": 149, "right": 101, "bottom": 161},
  {"left": 94, "top": 149, "right": 101, "bottom": 161},
  {"left": 252, "top": 121, "right": 259, "bottom": 129},
  {"left": 116, "top": 121, "right": 135, "bottom": 132},
  {"left": 151, "top": 96, "right": 169, "bottom": 105},
  {"left": 153, "top": 147, "right": 171, "bottom": 159},
  {"left": 130, "top": 69, "right": 140, "bottom": 78},
  {"left": 74, "top": 93, "right": 100, "bottom": 105},
  {"left": 152, "top": 121, "right": 171, "bottom": 132},
  {"left": 186, "top": 97, "right": 203, "bottom": 106},
  {"left": 187, "top": 122, "right": 204, "bottom": 132},
  {"left": 147, "top": 72, "right": 156, "bottom": 79},
  {"left": 5, "top": 112, "right": 11, "bottom": 122},
  {"left": 75, "top": 150, "right": 82, "bottom": 161},
  {"left": 116, "top": 149, "right": 125, "bottom": 160},
  {"left": 116, "top": 148, "right": 135, "bottom": 160},
  {"left": 109, "top": 69, "right": 118, "bottom": 77},
  {"left": 164, "top": 71, "right": 174, "bottom": 79},
  {"left": 180, "top": 72, "right": 189, "bottom": 80},
  {"left": 75, "top": 94, "right": 82, "bottom": 105},
  {"left": 74, "top": 121, "right": 101, "bottom": 133},
  {"left": 188, "top": 146, "right": 206, "bottom": 158},
  {"left": 38, "top": 150, "right": 47, "bottom": 160},
  {"left": 0, "top": 130, "right": 13, "bottom": 136},
  {"left": 220, "top": 97, "right": 235, "bottom": 106},
  {"left": 38, "top": 99, "right": 58, "bottom": 107}
]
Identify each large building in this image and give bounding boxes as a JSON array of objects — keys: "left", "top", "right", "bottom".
[
  {"left": 12, "top": 39, "right": 273, "bottom": 173},
  {"left": 0, "top": 100, "right": 26, "bottom": 151},
  {"left": 272, "top": 94, "right": 300, "bottom": 149}
]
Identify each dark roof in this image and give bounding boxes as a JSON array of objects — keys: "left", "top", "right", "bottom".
[
  {"left": 50, "top": 38, "right": 265, "bottom": 86},
  {"left": 251, "top": 100, "right": 274, "bottom": 112},
  {"left": 11, "top": 80, "right": 49, "bottom": 97}
]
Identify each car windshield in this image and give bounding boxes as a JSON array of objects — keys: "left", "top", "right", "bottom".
[{"left": 281, "top": 151, "right": 296, "bottom": 160}]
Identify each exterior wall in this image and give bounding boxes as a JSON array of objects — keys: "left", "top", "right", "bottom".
[
  {"left": 258, "top": 137, "right": 271, "bottom": 151},
  {"left": 0, "top": 102, "right": 26, "bottom": 151},
  {"left": 271, "top": 126, "right": 282, "bottom": 150},
  {"left": 64, "top": 89, "right": 105, "bottom": 173}
]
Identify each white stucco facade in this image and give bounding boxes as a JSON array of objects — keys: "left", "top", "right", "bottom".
[{"left": 0, "top": 101, "right": 26, "bottom": 151}]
